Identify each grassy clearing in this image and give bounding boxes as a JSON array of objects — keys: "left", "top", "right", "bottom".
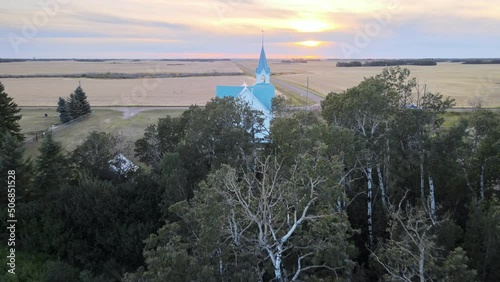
[
  {"left": 19, "top": 107, "right": 60, "bottom": 137},
  {"left": 441, "top": 111, "right": 471, "bottom": 128},
  {"left": 22, "top": 108, "right": 184, "bottom": 158}
]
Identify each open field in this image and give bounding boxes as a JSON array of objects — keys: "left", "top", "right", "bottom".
[
  {"left": 3, "top": 75, "right": 257, "bottom": 106},
  {"left": 0, "top": 60, "right": 242, "bottom": 76},
  {"left": 4, "top": 60, "right": 498, "bottom": 108},
  {"left": 237, "top": 60, "right": 500, "bottom": 107},
  {"left": 21, "top": 108, "right": 184, "bottom": 158}
]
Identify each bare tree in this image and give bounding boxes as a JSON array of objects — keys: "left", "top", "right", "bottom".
[
  {"left": 214, "top": 153, "right": 353, "bottom": 281},
  {"left": 371, "top": 192, "right": 445, "bottom": 282}
]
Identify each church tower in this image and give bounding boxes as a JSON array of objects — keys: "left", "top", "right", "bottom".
[{"left": 255, "top": 33, "right": 270, "bottom": 84}]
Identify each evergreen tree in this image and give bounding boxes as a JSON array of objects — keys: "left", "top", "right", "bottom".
[
  {"left": 56, "top": 97, "right": 72, "bottom": 123},
  {"left": 33, "top": 134, "right": 68, "bottom": 196},
  {"left": 74, "top": 85, "right": 91, "bottom": 116},
  {"left": 0, "top": 81, "right": 23, "bottom": 141},
  {"left": 0, "top": 132, "right": 32, "bottom": 199},
  {"left": 67, "top": 85, "right": 91, "bottom": 118}
]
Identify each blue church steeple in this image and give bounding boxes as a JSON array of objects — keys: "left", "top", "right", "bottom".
[{"left": 255, "top": 31, "right": 270, "bottom": 84}]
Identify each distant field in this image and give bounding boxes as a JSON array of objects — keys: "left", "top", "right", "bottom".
[
  {"left": 21, "top": 108, "right": 184, "bottom": 158},
  {"left": 3, "top": 76, "right": 256, "bottom": 106},
  {"left": 237, "top": 60, "right": 500, "bottom": 107},
  {"left": 4, "top": 60, "right": 498, "bottom": 107},
  {"left": 0, "top": 60, "right": 242, "bottom": 76}
]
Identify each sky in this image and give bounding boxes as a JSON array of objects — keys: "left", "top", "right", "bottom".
[{"left": 1, "top": 0, "right": 500, "bottom": 59}]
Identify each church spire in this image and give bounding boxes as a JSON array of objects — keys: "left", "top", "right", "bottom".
[{"left": 256, "top": 31, "right": 271, "bottom": 84}]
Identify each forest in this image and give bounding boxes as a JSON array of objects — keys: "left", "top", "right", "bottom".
[{"left": 1, "top": 66, "right": 499, "bottom": 281}]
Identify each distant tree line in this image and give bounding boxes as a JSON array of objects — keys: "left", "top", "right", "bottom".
[
  {"left": 336, "top": 61, "right": 363, "bottom": 67},
  {"left": 337, "top": 59, "right": 437, "bottom": 67},
  {"left": 57, "top": 85, "right": 92, "bottom": 123},
  {"left": 0, "top": 72, "right": 245, "bottom": 79},
  {"left": 281, "top": 58, "right": 321, "bottom": 63},
  {"left": 462, "top": 59, "right": 500, "bottom": 64}
]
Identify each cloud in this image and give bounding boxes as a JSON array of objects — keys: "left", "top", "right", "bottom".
[{"left": 0, "top": 0, "right": 499, "bottom": 58}]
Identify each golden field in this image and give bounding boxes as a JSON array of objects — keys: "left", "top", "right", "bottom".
[
  {"left": 2, "top": 60, "right": 498, "bottom": 107},
  {"left": 3, "top": 76, "right": 257, "bottom": 106},
  {"left": 238, "top": 60, "right": 500, "bottom": 107},
  {"left": 0, "top": 60, "right": 242, "bottom": 76}
]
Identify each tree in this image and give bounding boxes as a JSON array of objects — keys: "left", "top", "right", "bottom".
[
  {"left": 439, "top": 247, "right": 477, "bottom": 282},
  {"left": 67, "top": 85, "right": 91, "bottom": 118},
  {"left": 0, "top": 132, "right": 32, "bottom": 199},
  {"left": 467, "top": 110, "right": 500, "bottom": 199},
  {"left": 134, "top": 115, "right": 186, "bottom": 169},
  {"left": 371, "top": 196, "right": 443, "bottom": 282},
  {"left": 322, "top": 76, "right": 399, "bottom": 247},
  {"left": 71, "top": 131, "right": 129, "bottom": 181},
  {"left": 464, "top": 197, "right": 500, "bottom": 281},
  {"left": 33, "top": 133, "right": 68, "bottom": 195},
  {"left": 57, "top": 97, "right": 72, "bottom": 123},
  {"left": 0, "top": 81, "right": 23, "bottom": 141},
  {"left": 131, "top": 151, "right": 356, "bottom": 281}
]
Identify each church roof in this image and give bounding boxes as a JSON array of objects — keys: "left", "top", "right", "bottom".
[
  {"left": 216, "top": 83, "right": 275, "bottom": 111},
  {"left": 255, "top": 46, "right": 270, "bottom": 74}
]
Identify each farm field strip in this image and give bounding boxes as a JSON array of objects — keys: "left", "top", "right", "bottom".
[
  {"left": 3, "top": 76, "right": 257, "bottom": 107},
  {"left": 0, "top": 60, "right": 243, "bottom": 76}
]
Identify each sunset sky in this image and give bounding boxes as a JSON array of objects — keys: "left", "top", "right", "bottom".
[{"left": 1, "top": 0, "right": 499, "bottom": 59}]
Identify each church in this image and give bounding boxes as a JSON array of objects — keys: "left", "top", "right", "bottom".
[{"left": 215, "top": 42, "right": 276, "bottom": 141}]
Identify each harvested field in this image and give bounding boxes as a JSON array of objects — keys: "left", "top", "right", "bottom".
[
  {"left": 237, "top": 60, "right": 500, "bottom": 107},
  {"left": 3, "top": 76, "right": 257, "bottom": 106}
]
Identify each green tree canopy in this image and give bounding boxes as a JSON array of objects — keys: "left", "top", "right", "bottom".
[
  {"left": 33, "top": 134, "right": 68, "bottom": 195},
  {"left": 0, "top": 81, "right": 23, "bottom": 141},
  {"left": 57, "top": 97, "right": 72, "bottom": 123}
]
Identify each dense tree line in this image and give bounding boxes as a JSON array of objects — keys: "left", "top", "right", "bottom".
[
  {"left": 462, "top": 59, "right": 500, "bottom": 64},
  {"left": 337, "top": 60, "right": 437, "bottom": 67},
  {"left": 1, "top": 68, "right": 499, "bottom": 281}
]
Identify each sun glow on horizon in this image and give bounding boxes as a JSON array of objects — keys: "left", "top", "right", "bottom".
[{"left": 296, "top": 41, "right": 323, "bottom": 47}]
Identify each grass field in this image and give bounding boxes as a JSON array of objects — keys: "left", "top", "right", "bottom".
[
  {"left": 237, "top": 60, "right": 500, "bottom": 107},
  {"left": 21, "top": 108, "right": 184, "bottom": 158},
  {"left": 0, "top": 60, "right": 242, "bottom": 76},
  {"left": 3, "top": 75, "right": 257, "bottom": 107}
]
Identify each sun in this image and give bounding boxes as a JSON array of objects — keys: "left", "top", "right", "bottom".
[
  {"left": 289, "top": 19, "right": 332, "bottom": 33},
  {"left": 297, "top": 41, "right": 322, "bottom": 47}
]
